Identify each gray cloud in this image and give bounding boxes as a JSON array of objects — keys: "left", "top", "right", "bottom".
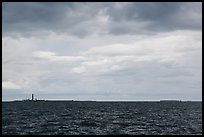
[
  {"left": 108, "top": 3, "right": 181, "bottom": 21},
  {"left": 3, "top": 2, "right": 101, "bottom": 37},
  {"left": 107, "top": 2, "right": 202, "bottom": 34},
  {"left": 2, "top": 2, "right": 202, "bottom": 37}
]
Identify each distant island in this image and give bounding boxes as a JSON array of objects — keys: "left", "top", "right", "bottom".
[{"left": 13, "top": 94, "right": 47, "bottom": 102}]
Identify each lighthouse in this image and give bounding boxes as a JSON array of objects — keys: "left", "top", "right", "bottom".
[{"left": 31, "top": 94, "right": 34, "bottom": 101}]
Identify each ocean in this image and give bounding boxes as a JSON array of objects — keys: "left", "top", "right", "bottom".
[{"left": 2, "top": 101, "right": 202, "bottom": 135}]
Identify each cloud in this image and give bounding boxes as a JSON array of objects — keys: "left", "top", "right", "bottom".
[
  {"left": 71, "top": 30, "right": 201, "bottom": 75},
  {"left": 2, "top": 2, "right": 110, "bottom": 38},
  {"left": 2, "top": 81, "right": 21, "bottom": 89},
  {"left": 107, "top": 2, "right": 202, "bottom": 34},
  {"left": 25, "top": 30, "right": 201, "bottom": 78},
  {"left": 33, "top": 51, "right": 88, "bottom": 62},
  {"left": 2, "top": 2, "right": 202, "bottom": 38},
  {"left": 83, "top": 43, "right": 152, "bottom": 56},
  {"left": 70, "top": 57, "right": 127, "bottom": 75}
]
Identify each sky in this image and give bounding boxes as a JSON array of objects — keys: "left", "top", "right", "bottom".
[{"left": 2, "top": 2, "right": 202, "bottom": 101}]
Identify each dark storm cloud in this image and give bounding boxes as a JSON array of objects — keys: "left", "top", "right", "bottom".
[
  {"left": 2, "top": 2, "right": 101, "bottom": 37},
  {"left": 2, "top": 2, "right": 202, "bottom": 37},
  {"left": 107, "top": 2, "right": 202, "bottom": 35},
  {"left": 108, "top": 3, "right": 181, "bottom": 21}
]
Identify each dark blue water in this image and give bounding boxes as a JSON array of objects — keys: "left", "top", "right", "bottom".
[{"left": 2, "top": 101, "right": 202, "bottom": 135}]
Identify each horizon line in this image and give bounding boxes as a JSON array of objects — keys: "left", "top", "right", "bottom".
[{"left": 2, "top": 99, "right": 202, "bottom": 102}]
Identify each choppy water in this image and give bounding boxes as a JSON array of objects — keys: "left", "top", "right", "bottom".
[{"left": 2, "top": 101, "right": 202, "bottom": 135}]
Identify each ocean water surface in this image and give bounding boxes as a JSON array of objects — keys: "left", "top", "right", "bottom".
[{"left": 2, "top": 101, "right": 202, "bottom": 135}]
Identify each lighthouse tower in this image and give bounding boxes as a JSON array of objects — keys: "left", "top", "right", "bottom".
[{"left": 31, "top": 94, "right": 34, "bottom": 101}]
